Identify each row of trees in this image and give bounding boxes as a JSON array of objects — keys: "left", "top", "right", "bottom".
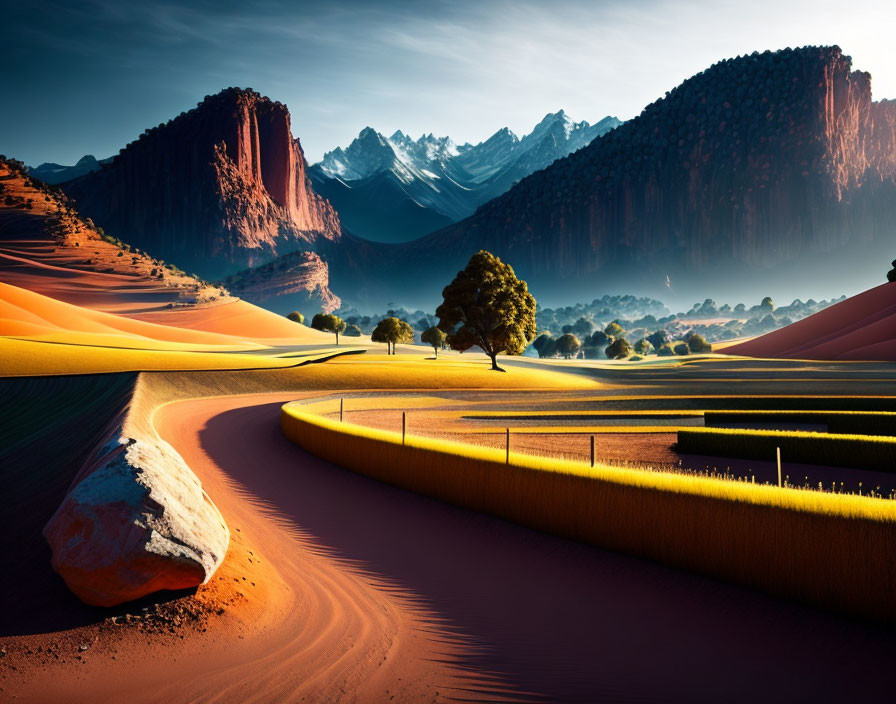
[
  {"left": 284, "top": 251, "right": 537, "bottom": 370},
  {"left": 533, "top": 327, "right": 711, "bottom": 360}
]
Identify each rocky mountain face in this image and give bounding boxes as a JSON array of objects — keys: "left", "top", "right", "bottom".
[
  {"left": 336, "top": 46, "right": 896, "bottom": 309},
  {"left": 63, "top": 88, "right": 342, "bottom": 286},
  {"left": 309, "top": 112, "right": 621, "bottom": 242}
]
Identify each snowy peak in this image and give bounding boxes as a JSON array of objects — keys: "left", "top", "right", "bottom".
[{"left": 312, "top": 110, "right": 622, "bottom": 241}]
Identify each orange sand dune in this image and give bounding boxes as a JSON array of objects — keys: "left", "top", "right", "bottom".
[
  {"left": 0, "top": 162, "right": 330, "bottom": 346},
  {"left": 726, "top": 283, "right": 896, "bottom": 360},
  {"left": 7, "top": 394, "right": 895, "bottom": 702},
  {"left": 0, "top": 281, "right": 262, "bottom": 348}
]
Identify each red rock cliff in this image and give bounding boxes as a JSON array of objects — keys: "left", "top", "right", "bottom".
[
  {"left": 63, "top": 88, "right": 342, "bottom": 281},
  {"left": 384, "top": 46, "right": 896, "bottom": 306}
]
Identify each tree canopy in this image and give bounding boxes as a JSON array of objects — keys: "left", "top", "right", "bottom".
[
  {"left": 556, "top": 333, "right": 581, "bottom": 358},
  {"left": 372, "top": 317, "right": 415, "bottom": 354},
  {"left": 435, "top": 250, "right": 536, "bottom": 371},
  {"left": 311, "top": 313, "right": 346, "bottom": 344},
  {"left": 605, "top": 337, "right": 632, "bottom": 359},
  {"left": 421, "top": 326, "right": 448, "bottom": 357},
  {"left": 286, "top": 311, "right": 304, "bottom": 325},
  {"left": 343, "top": 324, "right": 362, "bottom": 337},
  {"left": 604, "top": 321, "right": 624, "bottom": 337}
]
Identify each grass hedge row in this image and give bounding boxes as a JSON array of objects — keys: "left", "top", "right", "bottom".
[
  {"left": 282, "top": 402, "right": 896, "bottom": 623},
  {"left": 704, "top": 411, "right": 896, "bottom": 436},
  {"left": 678, "top": 427, "right": 896, "bottom": 473}
]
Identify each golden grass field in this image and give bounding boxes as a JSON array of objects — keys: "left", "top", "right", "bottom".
[{"left": 281, "top": 401, "right": 896, "bottom": 622}]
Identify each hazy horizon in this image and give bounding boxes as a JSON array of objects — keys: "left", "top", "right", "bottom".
[{"left": 2, "top": 0, "right": 895, "bottom": 166}]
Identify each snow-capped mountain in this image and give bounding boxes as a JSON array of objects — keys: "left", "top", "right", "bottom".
[{"left": 310, "top": 111, "right": 621, "bottom": 243}]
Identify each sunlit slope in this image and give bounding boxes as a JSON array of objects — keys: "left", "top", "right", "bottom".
[{"left": 725, "top": 283, "right": 896, "bottom": 360}]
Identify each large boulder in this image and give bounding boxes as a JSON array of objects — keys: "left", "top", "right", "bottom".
[{"left": 44, "top": 432, "right": 229, "bottom": 607}]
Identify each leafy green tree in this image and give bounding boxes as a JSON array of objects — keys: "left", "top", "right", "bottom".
[
  {"left": 657, "top": 343, "right": 676, "bottom": 357},
  {"left": 605, "top": 337, "right": 632, "bottom": 359},
  {"left": 760, "top": 296, "right": 775, "bottom": 311},
  {"left": 555, "top": 333, "right": 581, "bottom": 359},
  {"left": 372, "top": 317, "right": 414, "bottom": 354},
  {"left": 311, "top": 313, "right": 346, "bottom": 344},
  {"left": 634, "top": 338, "right": 654, "bottom": 355},
  {"left": 435, "top": 250, "right": 536, "bottom": 371},
  {"left": 604, "top": 321, "right": 624, "bottom": 337},
  {"left": 421, "top": 326, "right": 447, "bottom": 357},
  {"left": 343, "top": 324, "right": 362, "bottom": 337},
  {"left": 687, "top": 333, "right": 712, "bottom": 353},
  {"left": 673, "top": 341, "right": 690, "bottom": 355},
  {"left": 286, "top": 311, "right": 304, "bottom": 325},
  {"left": 572, "top": 317, "right": 595, "bottom": 338}
]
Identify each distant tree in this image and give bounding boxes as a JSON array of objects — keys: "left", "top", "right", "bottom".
[
  {"left": 532, "top": 333, "right": 556, "bottom": 358},
  {"left": 435, "top": 250, "right": 536, "bottom": 371},
  {"left": 646, "top": 329, "right": 669, "bottom": 350},
  {"left": 673, "top": 341, "right": 690, "bottom": 355},
  {"left": 605, "top": 337, "right": 632, "bottom": 359},
  {"left": 311, "top": 313, "right": 346, "bottom": 344},
  {"left": 657, "top": 343, "right": 676, "bottom": 357},
  {"left": 687, "top": 333, "right": 712, "bottom": 354},
  {"left": 416, "top": 317, "right": 433, "bottom": 331},
  {"left": 634, "top": 338, "right": 654, "bottom": 355},
  {"left": 421, "top": 326, "right": 447, "bottom": 357},
  {"left": 604, "top": 322, "right": 624, "bottom": 338},
  {"left": 760, "top": 296, "right": 775, "bottom": 312},
  {"left": 372, "top": 317, "right": 414, "bottom": 354},
  {"left": 343, "top": 324, "right": 363, "bottom": 337},
  {"left": 589, "top": 330, "right": 612, "bottom": 348},
  {"left": 571, "top": 317, "right": 595, "bottom": 338},
  {"left": 555, "top": 333, "right": 581, "bottom": 359},
  {"left": 286, "top": 311, "right": 305, "bottom": 325},
  {"left": 733, "top": 303, "right": 746, "bottom": 314},
  {"left": 888, "top": 258, "right": 896, "bottom": 283}
]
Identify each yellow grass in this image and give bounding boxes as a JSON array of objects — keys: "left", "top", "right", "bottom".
[
  {"left": 312, "top": 355, "right": 597, "bottom": 390},
  {"left": 282, "top": 401, "right": 896, "bottom": 622},
  {"left": 0, "top": 337, "right": 339, "bottom": 376},
  {"left": 678, "top": 427, "right": 896, "bottom": 473}
]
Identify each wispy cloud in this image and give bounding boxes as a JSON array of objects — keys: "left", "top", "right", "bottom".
[{"left": 2, "top": 0, "right": 894, "bottom": 165}]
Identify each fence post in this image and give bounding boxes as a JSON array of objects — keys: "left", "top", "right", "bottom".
[
  {"left": 506, "top": 427, "right": 510, "bottom": 464},
  {"left": 340, "top": 397, "right": 344, "bottom": 422},
  {"left": 590, "top": 435, "right": 595, "bottom": 467},
  {"left": 402, "top": 411, "right": 406, "bottom": 445},
  {"left": 776, "top": 447, "right": 782, "bottom": 487}
]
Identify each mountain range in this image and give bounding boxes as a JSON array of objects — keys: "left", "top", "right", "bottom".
[
  {"left": 31, "top": 45, "right": 896, "bottom": 317},
  {"left": 309, "top": 112, "right": 621, "bottom": 242},
  {"left": 26, "top": 155, "right": 112, "bottom": 184}
]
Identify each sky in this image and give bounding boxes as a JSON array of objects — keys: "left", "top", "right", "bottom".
[{"left": 3, "top": 0, "right": 895, "bottom": 166}]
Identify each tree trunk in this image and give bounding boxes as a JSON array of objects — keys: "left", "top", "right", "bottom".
[
  {"left": 335, "top": 331, "right": 339, "bottom": 345},
  {"left": 434, "top": 346, "right": 438, "bottom": 358},
  {"left": 490, "top": 353, "right": 504, "bottom": 371}
]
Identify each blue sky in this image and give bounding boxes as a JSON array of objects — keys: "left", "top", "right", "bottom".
[{"left": 2, "top": 0, "right": 894, "bottom": 166}]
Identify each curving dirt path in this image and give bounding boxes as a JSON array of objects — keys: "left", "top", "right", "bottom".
[{"left": 140, "top": 394, "right": 896, "bottom": 702}]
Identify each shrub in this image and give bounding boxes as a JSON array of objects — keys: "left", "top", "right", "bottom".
[
  {"left": 634, "top": 338, "right": 654, "bottom": 355},
  {"left": 343, "top": 324, "right": 362, "bottom": 337},
  {"left": 673, "top": 342, "right": 690, "bottom": 355},
  {"left": 687, "top": 333, "right": 712, "bottom": 353},
  {"left": 287, "top": 311, "right": 305, "bottom": 325},
  {"left": 657, "top": 343, "right": 676, "bottom": 357}
]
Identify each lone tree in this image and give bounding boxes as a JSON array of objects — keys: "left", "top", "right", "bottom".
[
  {"left": 343, "top": 324, "right": 363, "bottom": 337},
  {"left": 421, "top": 326, "right": 448, "bottom": 357},
  {"left": 888, "top": 258, "right": 896, "bottom": 282},
  {"left": 556, "top": 333, "right": 581, "bottom": 359},
  {"left": 605, "top": 337, "right": 632, "bottom": 359},
  {"left": 372, "top": 317, "right": 414, "bottom": 354},
  {"left": 311, "top": 313, "right": 346, "bottom": 344},
  {"left": 436, "top": 251, "right": 536, "bottom": 371},
  {"left": 286, "top": 311, "right": 304, "bottom": 325}
]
